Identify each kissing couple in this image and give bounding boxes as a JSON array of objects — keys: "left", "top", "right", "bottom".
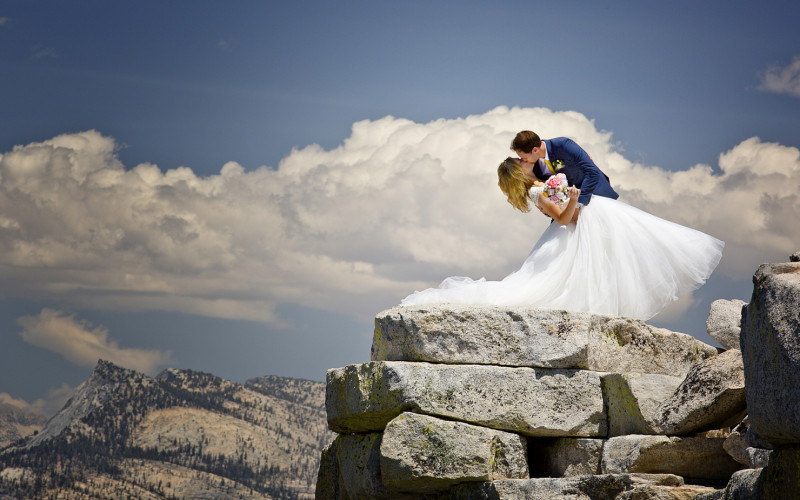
[{"left": 400, "top": 130, "right": 724, "bottom": 321}]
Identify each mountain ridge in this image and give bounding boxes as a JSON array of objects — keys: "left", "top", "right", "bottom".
[
  {"left": 0, "top": 403, "right": 47, "bottom": 450},
  {"left": 0, "top": 359, "right": 333, "bottom": 499}
]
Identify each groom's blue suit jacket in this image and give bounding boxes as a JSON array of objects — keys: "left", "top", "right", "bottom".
[{"left": 534, "top": 137, "right": 619, "bottom": 205}]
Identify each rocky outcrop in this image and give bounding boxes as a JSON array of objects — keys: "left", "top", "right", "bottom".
[
  {"left": 653, "top": 349, "right": 746, "bottom": 435},
  {"left": 706, "top": 299, "right": 746, "bottom": 350},
  {"left": 697, "top": 252, "right": 800, "bottom": 497},
  {"left": 380, "top": 412, "right": 529, "bottom": 493},
  {"left": 722, "top": 416, "right": 771, "bottom": 469},
  {"left": 740, "top": 259, "right": 800, "bottom": 447},
  {"left": 320, "top": 305, "right": 748, "bottom": 499},
  {"left": 318, "top": 432, "right": 423, "bottom": 500},
  {"left": 707, "top": 447, "right": 800, "bottom": 499},
  {"left": 374, "top": 306, "right": 717, "bottom": 376},
  {"left": 702, "top": 467, "right": 761, "bottom": 499},
  {"left": 326, "top": 361, "right": 607, "bottom": 437},
  {"left": 600, "top": 435, "right": 739, "bottom": 480}
]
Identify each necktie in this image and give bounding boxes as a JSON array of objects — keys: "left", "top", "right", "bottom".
[{"left": 544, "top": 159, "right": 556, "bottom": 175}]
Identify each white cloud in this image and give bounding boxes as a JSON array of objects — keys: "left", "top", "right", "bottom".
[
  {"left": 759, "top": 56, "right": 800, "bottom": 97},
  {"left": 0, "top": 384, "right": 75, "bottom": 418},
  {"left": 0, "top": 392, "right": 32, "bottom": 410},
  {"left": 0, "top": 107, "right": 798, "bottom": 325},
  {"left": 17, "top": 309, "right": 174, "bottom": 374}
]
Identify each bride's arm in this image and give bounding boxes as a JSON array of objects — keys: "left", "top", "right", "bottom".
[{"left": 538, "top": 186, "right": 581, "bottom": 225}]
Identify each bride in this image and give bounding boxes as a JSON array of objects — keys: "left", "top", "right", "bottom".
[{"left": 400, "top": 157, "right": 724, "bottom": 321}]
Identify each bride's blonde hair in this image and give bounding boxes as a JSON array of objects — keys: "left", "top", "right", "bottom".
[{"left": 498, "top": 157, "right": 537, "bottom": 212}]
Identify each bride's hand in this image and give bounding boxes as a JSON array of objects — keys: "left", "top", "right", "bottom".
[
  {"left": 568, "top": 186, "right": 581, "bottom": 222},
  {"left": 568, "top": 186, "right": 580, "bottom": 199}
]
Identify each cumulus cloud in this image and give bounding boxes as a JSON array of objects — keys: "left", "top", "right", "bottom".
[
  {"left": 0, "top": 384, "right": 74, "bottom": 417},
  {"left": 0, "top": 392, "right": 32, "bottom": 410},
  {"left": 17, "top": 309, "right": 174, "bottom": 374},
  {"left": 0, "top": 107, "right": 798, "bottom": 324},
  {"left": 759, "top": 56, "right": 800, "bottom": 97}
]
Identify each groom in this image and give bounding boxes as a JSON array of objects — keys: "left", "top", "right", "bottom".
[{"left": 512, "top": 131, "right": 618, "bottom": 213}]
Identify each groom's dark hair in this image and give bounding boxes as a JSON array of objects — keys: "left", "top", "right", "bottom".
[{"left": 511, "top": 131, "right": 542, "bottom": 153}]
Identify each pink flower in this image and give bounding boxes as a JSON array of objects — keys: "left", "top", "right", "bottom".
[{"left": 543, "top": 174, "right": 569, "bottom": 207}]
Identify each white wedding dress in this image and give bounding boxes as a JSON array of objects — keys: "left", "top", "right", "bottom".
[{"left": 400, "top": 186, "right": 724, "bottom": 321}]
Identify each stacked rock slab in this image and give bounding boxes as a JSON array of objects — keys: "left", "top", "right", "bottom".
[
  {"left": 707, "top": 257, "right": 800, "bottom": 498},
  {"left": 318, "top": 305, "right": 745, "bottom": 499},
  {"left": 740, "top": 260, "right": 800, "bottom": 447}
]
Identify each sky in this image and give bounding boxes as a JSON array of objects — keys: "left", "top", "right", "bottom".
[{"left": 1, "top": 1, "right": 799, "bottom": 417}]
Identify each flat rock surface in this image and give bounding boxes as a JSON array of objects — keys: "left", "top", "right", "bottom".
[
  {"left": 326, "top": 361, "right": 607, "bottom": 437},
  {"left": 601, "top": 435, "right": 741, "bottom": 481},
  {"left": 374, "top": 305, "right": 716, "bottom": 377},
  {"left": 380, "top": 412, "right": 528, "bottom": 494}
]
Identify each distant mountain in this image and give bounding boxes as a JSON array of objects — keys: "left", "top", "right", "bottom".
[
  {"left": 0, "top": 403, "right": 47, "bottom": 449},
  {"left": 0, "top": 360, "right": 334, "bottom": 499},
  {"left": 245, "top": 376, "right": 326, "bottom": 410}
]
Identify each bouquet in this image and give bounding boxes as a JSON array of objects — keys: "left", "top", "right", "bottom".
[{"left": 543, "top": 173, "right": 569, "bottom": 206}]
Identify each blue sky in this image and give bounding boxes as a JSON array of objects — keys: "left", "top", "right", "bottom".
[{"left": 1, "top": 1, "right": 799, "bottom": 415}]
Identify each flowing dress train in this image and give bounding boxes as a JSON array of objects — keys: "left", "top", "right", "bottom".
[{"left": 400, "top": 188, "right": 724, "bottom": 321}]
